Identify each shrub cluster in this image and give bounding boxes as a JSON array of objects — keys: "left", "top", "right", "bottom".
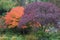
[
  {"left": 4, "top": 6, "right": 24, "bottom": 28},
  {"left": 18, "top": 2, "right": 60, "bottom": 29}
]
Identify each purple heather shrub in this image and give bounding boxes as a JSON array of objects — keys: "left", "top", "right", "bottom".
[{"left": 18, "top": 2, "right": 60, "bottom": 29}]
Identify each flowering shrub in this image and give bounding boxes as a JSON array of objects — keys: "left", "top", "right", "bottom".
[
  {"left": 18, "top": 2, "right": 60, "bottom": 29},
  {"left": 4, "top": 6, "right": 24, "bottom": 28}
]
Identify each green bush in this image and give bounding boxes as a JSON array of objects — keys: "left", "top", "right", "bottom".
[
  {"left": 0, "top": 0, "right": 18, "bottom": 15},
  {"left": 0, "top": 0, "right": 18, "bottom": 11},
  {"left": 35, "top": 24, "right": 60, "bottom": 40}
]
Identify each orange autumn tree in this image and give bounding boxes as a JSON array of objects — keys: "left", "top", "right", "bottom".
[{"left": 4, "top": 6, "right": 24, "bottom": 28}]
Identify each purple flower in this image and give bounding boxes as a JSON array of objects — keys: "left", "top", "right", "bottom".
[{"left": 18, "top": 2, "right": 60, "bottom": 29}]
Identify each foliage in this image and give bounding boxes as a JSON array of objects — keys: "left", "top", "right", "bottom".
[
  {"left": 0, "top": 34, "right": 25, "bottom": 40},
  {"left": 0, "top": 16, "right": 6, "bottom": 28},
  {"left": 0, "top": 1, "right": 60, "bottom": 40},
  {"left": 4, "top": 6, "right": 24, "bottom": 28},
  {"left": 18, "top": 2, "right": 60, "bottom": 29},
  {"left": 25, "top": 34, "right": 37, "bottom": 40},
  {"left": 0, "top": 24, "right": 60, "bottom": 40},
  {"left": 35, "top": 24, "right": 59, "bottom": 40},
  {"left": 0, "top": 0, "right": 18, "bottom": 15},
  {"left": 0, "top": 0, "right": 18, "bottom": 11}
]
